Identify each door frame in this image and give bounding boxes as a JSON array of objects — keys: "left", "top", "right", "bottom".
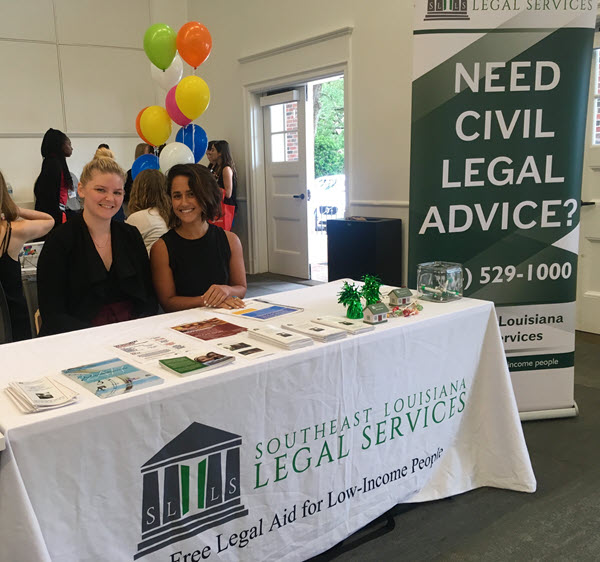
[{"left": 242, "top": 63, "right": 349, "bottom": 274}]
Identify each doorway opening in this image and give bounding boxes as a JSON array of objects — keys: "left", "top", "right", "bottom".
[
  {"left": 306, "top": 75, "right": 346, "bottom": 282},
  {"left": 257, "top": 73, "right": 345, "bottom": 281}
]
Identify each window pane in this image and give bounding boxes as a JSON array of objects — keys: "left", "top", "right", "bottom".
[
  {"left": 272, "top": 133, "right": 284, "bottom": 162},
  {"left": 596, "top": 49, "right": 600, "bottom": 96},
  {"left": 270, "top": 105, "right": 284, "bottom": 133},
  {"left": 286, "top": 132, "right": 298, "bottom": 161},
  {"left": 285, "top": 102, "right": 298, "bottom": 132},
  {"left": 595, "top": 98, "right": 600, "bottom": 145}
]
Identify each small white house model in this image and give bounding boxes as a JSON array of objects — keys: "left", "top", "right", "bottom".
[
  {"left": 363, "top": 302, "right": 389, "bottom": 324},
  {"left": 388, "top": 288, "right": 412, "bottom": 307}
]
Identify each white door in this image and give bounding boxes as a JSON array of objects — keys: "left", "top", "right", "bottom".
[
  {"left": 577, "top": 46, "right": 600, "bottom": 334},
  {"left": 262, "top": 89, "right": 309, "bottom": 278}
]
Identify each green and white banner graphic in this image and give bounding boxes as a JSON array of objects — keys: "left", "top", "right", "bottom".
[{"left": 409, "top": 1, "right": 596, "bottom": 413}]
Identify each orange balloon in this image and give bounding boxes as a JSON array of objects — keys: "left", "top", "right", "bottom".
[
  {"left": 177, "top": 21, "right": 212, "bottom": 69},
  {"left": 136, "top": 107, "right": 151, "bottom": 144}
]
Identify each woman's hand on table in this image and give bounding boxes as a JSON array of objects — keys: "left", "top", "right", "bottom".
[
  {"left": 202, "top": 285, "right": 245, "bottom": 308},
  {"left": 218, "top": 296, "right": 246, "bottom": 309}
]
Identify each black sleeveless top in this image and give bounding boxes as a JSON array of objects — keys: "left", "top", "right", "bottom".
[
  {"left": 212, "top": 165, "right": 237, "bottom": 209},
  {"left": 161, "top": 224, "right": 231, "bottom": 296},
  {"left": 0, "top": 222, "right": 30, "bottom": 341}
]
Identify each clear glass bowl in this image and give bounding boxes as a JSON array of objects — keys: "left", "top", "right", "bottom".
[{"left": 417, "top": 261, "right": 463, "bottom": 302}]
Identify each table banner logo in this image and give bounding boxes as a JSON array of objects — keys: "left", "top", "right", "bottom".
[
  {"left": 134, "top": 423, "right": 248, "bottom": 560},
  {"left": 425, "top": 0, "right": 469, "bottom": 21}
]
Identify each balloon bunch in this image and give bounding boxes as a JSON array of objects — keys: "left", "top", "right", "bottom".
[{"left": 133, "top": 21, "right": 211, "bottom": 177}]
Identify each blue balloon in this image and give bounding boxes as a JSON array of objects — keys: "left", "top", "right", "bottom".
[
  {"left": 131, "top": 153, "right": 160, "bottom": 180},
  {"left": 176, "top": 124, "right": 208, "bottom": 163}
]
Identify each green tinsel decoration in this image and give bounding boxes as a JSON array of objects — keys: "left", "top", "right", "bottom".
[
  {"left": 338, "top": 281, "right": 364, "bottom": 319},
  {"left": 361, "top": 274, "right": 382, "bottom": 306}
]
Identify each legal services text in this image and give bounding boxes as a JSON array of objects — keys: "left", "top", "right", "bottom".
[
  {"left": 419, "top": 60, "right": 577, "bottom": 235},
  {"left": 253, "top": 380, "right": 466, "bottom": 489},
  {"left": 471, "top": 0, "right": 594, "bottom": 10},
  {"left": 167, "top": 447, "right": 444, "bottom": 561}
]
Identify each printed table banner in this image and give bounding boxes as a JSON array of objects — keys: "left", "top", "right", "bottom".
[
  {"left": 0, "top": 283, "right": 535, "bottom": 561},
  {"left": 409, "top": 1, "right": 596, "bottom": 415}
]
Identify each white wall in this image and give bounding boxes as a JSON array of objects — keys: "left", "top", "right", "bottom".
[
  {"left": 188, "top": 1, "right": 413, "bottom": 275},
  {"left": 0, "top": 0, "right": 188, "bottom": 204},
  {"left": 189, "top": 0, "right": 412, "bottom": 274}
]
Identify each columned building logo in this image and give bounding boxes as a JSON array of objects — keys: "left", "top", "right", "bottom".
[
  {"left": 134, "top": 423, "right": 248, "bottom": 560},
  {"left": 425, "top": 0, "right": 469, "bottom": 20}
]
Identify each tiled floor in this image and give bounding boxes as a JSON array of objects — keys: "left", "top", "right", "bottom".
[{"left": 245, "top": 273, "right": 322, "bottom": 299}]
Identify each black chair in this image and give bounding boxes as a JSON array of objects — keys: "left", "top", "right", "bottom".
[{"left": 0, "top": 280, "right": 13, "bottom": 344}]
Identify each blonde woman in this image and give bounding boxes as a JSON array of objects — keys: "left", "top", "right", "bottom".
[
  {"left": 0, "top": 171, "right": 54, "bottom": 341},
  {"left": 94, "top": 147, "right": 116, "bottom": 160},
  {"left": 126, "top": 169, "right": 170, "bottom": 253},
  {"left": 37, "top": 157, "right": 157, "bottom": 335}
]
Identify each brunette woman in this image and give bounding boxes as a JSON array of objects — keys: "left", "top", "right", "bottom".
[
  {"left": 126, "top": 169, "right": 170, "bottom": 253},
  {"left": 0, "top": 171, "right": 54, "bottom": 341},
  {"left": 206, "top": 140, "right": 237, "bottom": 230},
  {"left": 150, "top": 164, "right": 246, "bottom": 311}
]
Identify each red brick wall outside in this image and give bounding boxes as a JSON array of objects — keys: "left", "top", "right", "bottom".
[
  {"left": 285, "top": 102, "right": 298, "bottom": 161},
  {"left": 595, "top": 53, "right": 600, "bottom": 145}
]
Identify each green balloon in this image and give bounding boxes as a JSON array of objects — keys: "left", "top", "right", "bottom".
[{"left": 144, "top": 24, "right": 176, "bottom": 71}]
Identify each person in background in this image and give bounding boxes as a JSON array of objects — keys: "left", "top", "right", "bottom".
[
  {"left": 124, "top": 143, "right": 153, "bottom": 206},
  {"left": 37, "top": 157, "right": 157, "bottom": 336},
  {"left": 206, "top": 140, "right": 237, "bottom": 230},
  {"left": 126, "top": 169, "right": 170, "bottom": 254},
  {"left": 65, "top": 171, "right": 83, "bottom": 221},
  {"left": 150, "top": 164, "right": 246, "bottom": 312},
  {"left": 33, "top": 128, "right": 73, "bottom": 234},
  {"left": 0, "top": 171, "right": 54, "bottom": 341},
  {"left": 97, "top": 143, "right": 110, "bottom": 150},
  {"left": 94, "top": 147, "right": 116, "bottom": 160}
]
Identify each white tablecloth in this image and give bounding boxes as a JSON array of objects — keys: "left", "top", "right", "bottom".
[{"left": 0, "top": 281, "right": 536, "bottom": 562}]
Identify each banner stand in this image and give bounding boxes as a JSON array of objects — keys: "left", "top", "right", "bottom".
[
  {"left": 409, "top": 2, "right": 596, "bottom": 418},
  {"left": 520, "top": 403, "right": 578, "bottom": 423}
]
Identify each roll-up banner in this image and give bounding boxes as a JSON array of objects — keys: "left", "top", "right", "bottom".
[{"left": 409, "top": 1, "right": 596, "bottom": 417}]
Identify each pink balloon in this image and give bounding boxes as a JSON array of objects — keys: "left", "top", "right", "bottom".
[{"left": 165, "top": 86, "right": 192, "bottom": 127}]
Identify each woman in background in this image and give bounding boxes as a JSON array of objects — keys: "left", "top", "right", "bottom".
[
  {"left": 150, "top": 164, "right": 246, "bottom": 312},
  {"left": 206, "top": 140, "right": 237, "bottom": 230},
  {"left": 94, "top": 147, "right": 116, "bottom": 160},
  {"left": 126, "top": 169, "right": 170, "bottom": 253},
  {"left": 0, "top": 171, "right": 54, "bottom": 341},
  {"left": 37, "top": 157, "right": 157, "bottom": 335},
  {"left": 124, "top": 142, "right": 153, "bottom": 204},
  {"left": 33, "top": 128, "right": 73, "bottom": 233}
]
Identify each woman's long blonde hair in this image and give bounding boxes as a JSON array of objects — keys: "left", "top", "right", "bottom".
[
  {"left": 0, "top": 170, "right": 18, "bottom": 222},
  {"left": 128, "top": 169, "right": 171, "bottom": 225}
]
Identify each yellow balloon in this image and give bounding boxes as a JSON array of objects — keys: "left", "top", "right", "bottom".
[
  {"left": 139, "top": 105, "right": 172, "bottom": 146},
  {"left": 175, "top": 76, "right": 210, "bottom": 120}
]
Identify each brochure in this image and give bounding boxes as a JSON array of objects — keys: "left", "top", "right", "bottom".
[
  {"left": 248, "top": 326, "right": 313, "bottom": 350},
  {"left": 61, "top": 358, "right": 163, "bottom": 399},
  {"left": 112, "top": 335, "right": 195, "bottom": 363},
  {"left": 281, "top": 321, "right": 347, "bottom": 343},
  {"left": 171, "top": 317, "right": 247, "bottom": 341},
  {"left": 219, "top": 299, "right": 303, "bottom": 321},
  {"left": 312, "top": 316, "right": 375, "bottom": 335},
  {"left": 5, "top": 377, "right": 78, "bottom": 413},
  {"left": 159, "top": 352, "right": 234, "bottom": 377},
  {"left": 217, "top": 336, "right": 274, "bottom": 359}
]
